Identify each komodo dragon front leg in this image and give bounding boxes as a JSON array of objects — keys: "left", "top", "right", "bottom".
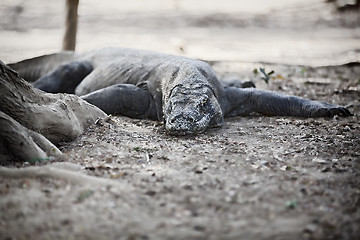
[
  {"left": 81, "top": 84, "right": 158, "bottom": 120},
  {"left": 224, "top": 87, "right": 352, "bottom": 118}
]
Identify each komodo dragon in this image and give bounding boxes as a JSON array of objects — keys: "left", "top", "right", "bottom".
[{"left": 9, "top": 48, "right": 352, "bottom": 135}]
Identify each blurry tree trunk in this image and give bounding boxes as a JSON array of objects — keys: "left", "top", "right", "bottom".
[
  {"left": 62, "top": 0, "right": 79, "bottom": 51},
  {"left": 0, "top": 61, "right": 106, "bottom": 162}
]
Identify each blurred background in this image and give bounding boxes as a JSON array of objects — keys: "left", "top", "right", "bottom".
[{"left": 0, "top": 0, "right": 359, "bottom": 65}]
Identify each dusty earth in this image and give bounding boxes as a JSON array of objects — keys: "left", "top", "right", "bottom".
[{"left": 0, "top": 0, "right": 360, "bottom": 240}]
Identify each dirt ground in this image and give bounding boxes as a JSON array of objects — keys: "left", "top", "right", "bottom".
[{"left": 0, "top": 1, "right": 360, "bottom": 240}]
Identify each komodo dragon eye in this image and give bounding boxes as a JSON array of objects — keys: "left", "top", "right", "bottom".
[
  {"left": 197, "top": 96, "right": 209, "bottom": 112},
  {"left": 198, "top": 96, "right": 208, "bottom": 106}
]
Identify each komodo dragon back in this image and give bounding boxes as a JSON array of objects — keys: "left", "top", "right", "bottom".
[{"left": 7, "top": 51, "right": 76, "bottom": 82}]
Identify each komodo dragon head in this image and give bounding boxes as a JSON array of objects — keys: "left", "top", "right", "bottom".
[{"left": 163, "top": 83, "right": 224, "bottom": 135}]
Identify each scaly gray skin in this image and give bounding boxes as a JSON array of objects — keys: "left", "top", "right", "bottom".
[{"left": 8, "top": 48, "right": 352, "bottom": 135}]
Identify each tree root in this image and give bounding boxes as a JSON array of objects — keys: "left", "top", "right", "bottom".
[
  {"left": 0, "top": 111, "right": 62, "bottom": 162},
  {"left": 0, "top": 60, "right": 107, "bottom": 162}
]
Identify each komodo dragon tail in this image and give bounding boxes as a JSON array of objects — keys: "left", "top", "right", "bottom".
[{"left": 7, "top": 51, "right": 76, "bottom": 82}]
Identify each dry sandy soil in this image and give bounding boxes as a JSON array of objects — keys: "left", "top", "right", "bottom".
[{"left": 0, "top": 0, "right": 360, "bottom": 239}]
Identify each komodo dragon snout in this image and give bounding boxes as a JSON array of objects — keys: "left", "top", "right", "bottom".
[{"left": 164, "top": 85, "right": 224, "bottom": 135}]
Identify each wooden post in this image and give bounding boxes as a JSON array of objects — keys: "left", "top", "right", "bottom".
[{"left": 62, "top": 0, "right": 79, "bottom": 51}]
